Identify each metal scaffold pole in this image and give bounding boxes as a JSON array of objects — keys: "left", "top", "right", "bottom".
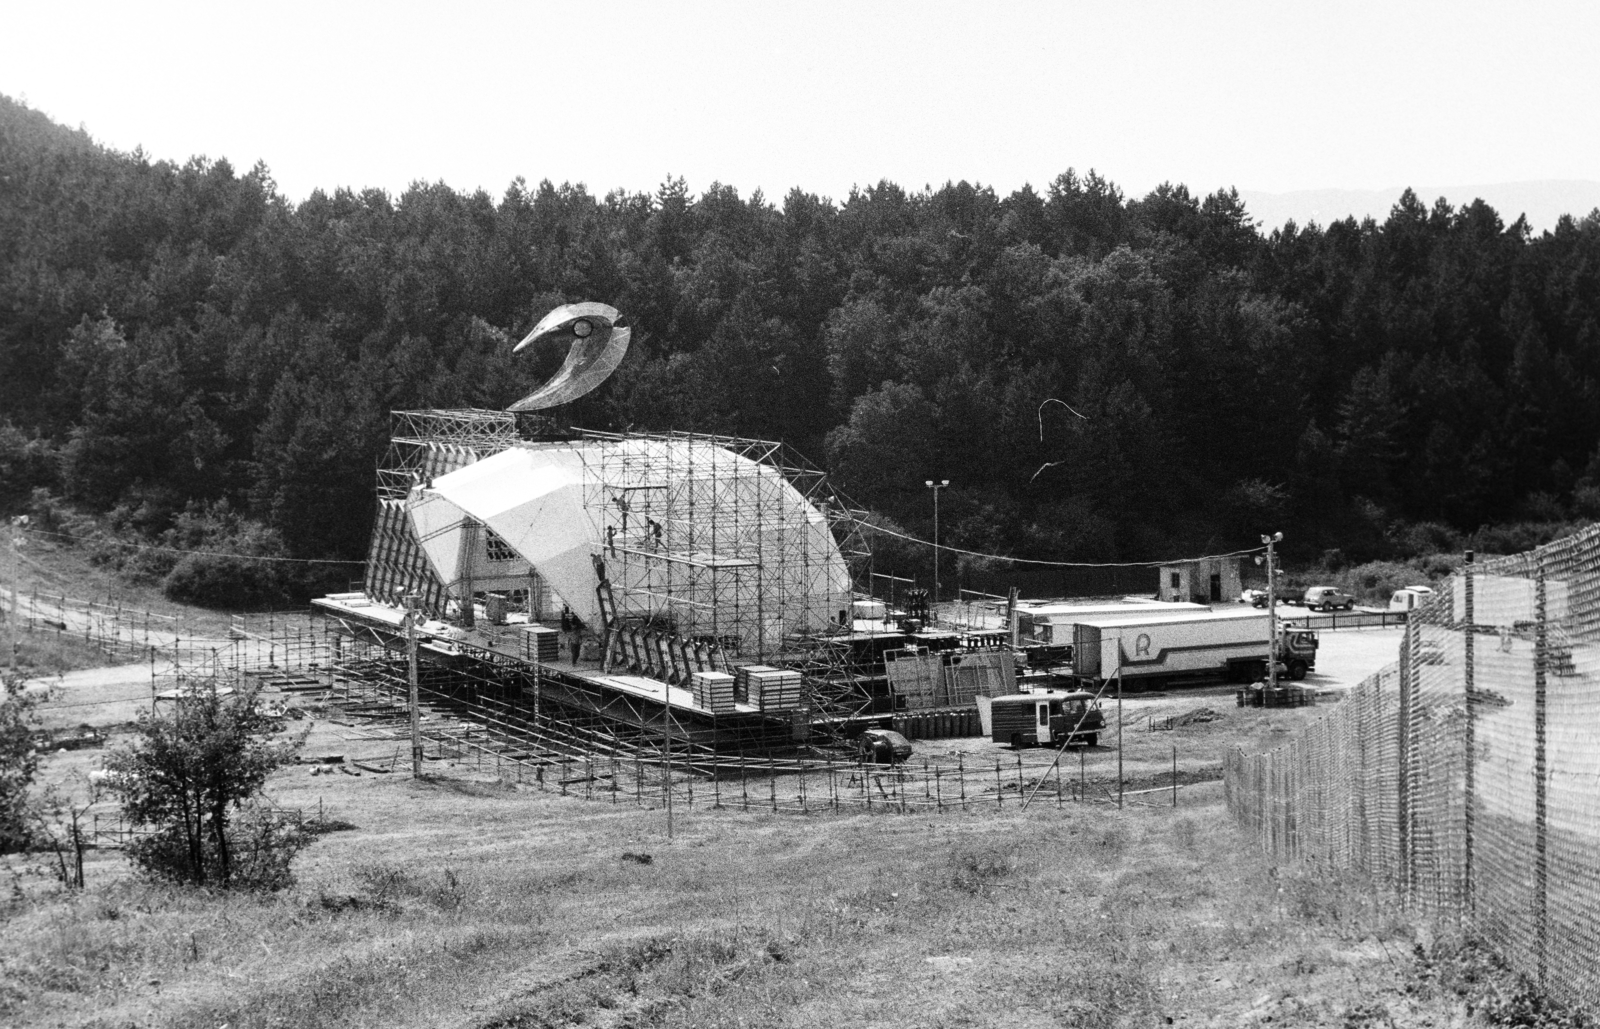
[{"left": 406, "top": 592, "right": 423, "bottom": 778}]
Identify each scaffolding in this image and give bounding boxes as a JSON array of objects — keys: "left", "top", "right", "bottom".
[
  {"left": 577, "top": 431, "right": 860, "bottom": 663},
  {"left": 365, "top": 409, "right": 560, "bottom": 618}
]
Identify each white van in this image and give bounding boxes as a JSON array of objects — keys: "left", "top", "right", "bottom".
[{"left": 1388, "top": 585, "right": 1436, "bottom": 612}]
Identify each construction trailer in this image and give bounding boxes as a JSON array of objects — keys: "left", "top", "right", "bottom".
[
  {"left": 1066, "top": 607, "right": 1319, "bottom": 686},
  {"left": 979, "top": 690, "right": 1105, "bottom": 748}
]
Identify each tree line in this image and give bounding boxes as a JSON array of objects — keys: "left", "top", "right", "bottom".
[{"left": 2, "top": 94, "right": 1598, "bottom": 603}]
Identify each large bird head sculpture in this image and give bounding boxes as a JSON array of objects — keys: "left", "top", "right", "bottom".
[{"left": 507, "top": 302, "right": 631, "bottom": 412}]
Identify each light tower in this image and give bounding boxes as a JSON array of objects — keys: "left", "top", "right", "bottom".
[
  {"left": 925, "top": 479, "right": 949, "bottom": 607},
  {"left": 1261, "top": 532, "right": 1283, "bottom": 688}
]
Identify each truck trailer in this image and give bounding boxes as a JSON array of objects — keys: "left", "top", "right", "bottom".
[{"left": 1069, "top": 608, "right": 1318, "bottom": 685}]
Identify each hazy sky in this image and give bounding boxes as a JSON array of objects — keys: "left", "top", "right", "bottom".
[{"left": 4, "top": 0, "right": 1598, "bottom": 212}]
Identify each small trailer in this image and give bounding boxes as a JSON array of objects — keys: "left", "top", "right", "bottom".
[
  {"left": 982, "top": 690, "right": 1105, "bottom": 749},
  {"left": 1069, "top": 608, "right": 1318, "bottom": 686}
]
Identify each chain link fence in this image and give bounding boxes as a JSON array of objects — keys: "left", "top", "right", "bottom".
[{"left": 1225, "top": 524, "right": 1600, "bottom": 1013}]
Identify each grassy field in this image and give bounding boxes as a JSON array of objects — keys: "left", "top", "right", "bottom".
[
  {"left": 1, "top": 541, "right": 1547, "bottom": 1027},
  {"left": 6, "top": 751, "right": 1532, "bottom": 1029}
]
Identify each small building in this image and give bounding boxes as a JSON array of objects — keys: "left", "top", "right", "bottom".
[{"left": 1158, "top": 557, "right": 1241, "bottom": 605}]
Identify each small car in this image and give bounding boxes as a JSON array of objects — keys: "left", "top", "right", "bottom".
[
  {"left": 855, "top": 728, "right": 913, "bottom": 765},
  {"left": 1304, "top": 586, "right": 1356, "bottom": 612}
]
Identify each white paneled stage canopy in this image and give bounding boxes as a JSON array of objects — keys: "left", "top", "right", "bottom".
[{"left": 405, "top": 435, "right": 853, "bottom": 657}]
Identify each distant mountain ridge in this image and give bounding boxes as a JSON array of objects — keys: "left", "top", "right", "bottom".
[{"left": 1238, "top": 181, "right": 1600, "bottom": 235}]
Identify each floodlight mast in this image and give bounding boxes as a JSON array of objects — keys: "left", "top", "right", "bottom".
[
  {"left": 1262, "top": 532, "right": 1283, "bottom": 689},
  {"left": 925, "top": 480, "right": 949, "bottom": 608}
]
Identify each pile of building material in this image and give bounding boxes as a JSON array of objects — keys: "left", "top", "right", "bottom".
[
  {"left": 690, "top": 671, "right": 737, "bottom": 714},
  {"left": 886, "top": 649, "right": 1017, "bottom": 709},
  {"left": 885, "top": 648, "right": 940, "bottom": 709},
  {"left": 522, "top": 624, "right": 560, "bottom": 663},
  {"left": 735, "top": 665, "right": 804, "bottom": 711}
]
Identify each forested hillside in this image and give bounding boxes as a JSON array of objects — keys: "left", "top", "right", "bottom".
[{"left": 2, "top": 94, "right": 1598, "bottom": 601}]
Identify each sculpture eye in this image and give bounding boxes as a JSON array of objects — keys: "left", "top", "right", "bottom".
[{"left": 571, "top": 319, "right": 593, "bottom": 338}]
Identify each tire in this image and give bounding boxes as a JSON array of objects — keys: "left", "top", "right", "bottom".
[
  {"left": 1010, "top": 732, "right": 1023, "bottom": 750},
  {"left": 1288, "top": 659, "right": 1307, "bottom": 681},
  {"left": 1343, "top": 601, "right": 1354, "bottom": 611},
  {"left": 1085, "top": 733, "right": 1098, "bottom": 748}
]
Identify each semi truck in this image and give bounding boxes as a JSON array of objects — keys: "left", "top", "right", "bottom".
[{"left": 1068, "top": 608, "right": 1318, "bottom": 686}]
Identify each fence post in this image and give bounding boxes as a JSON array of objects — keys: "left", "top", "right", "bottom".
[
  {"left": 769, "top": 758, "right": 777, "bottom": 813},
  {"left": 935, "top": 766, "right": 943, "bottom": 811},
  {"left": 994, "top": 759, "right": 1002, "bottom": 809},
  {"left": 741, "top": 754, "right": 749, "bottom": 812},
  {"left": 1534, "top": 554, "right": 1549, "bottom": 994},
  {"left": 1462, "top": 550, "right": 1476, "bottom": 913},
  {"left": 958, "top": 753, "right": 966, "bottom": 809},
  {"left": 1398, "top": 610, "right": 1415, "bottom": 896}
]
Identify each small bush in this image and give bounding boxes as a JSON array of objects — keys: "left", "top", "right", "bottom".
[
  {"left": 125, "top": 805, "right": 312, "bottom": 892},
  {"left": 949, "top": 844, "right": 1014, "bottom": 894}
]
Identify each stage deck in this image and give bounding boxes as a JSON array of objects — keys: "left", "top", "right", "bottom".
[{"left": 313, "top": 592, "right": 777, "bottom": 719}]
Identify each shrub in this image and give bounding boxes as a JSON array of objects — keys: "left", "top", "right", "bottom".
[
  {"left": 162, "top": 552, "right": 285, "bottom": 608},
  {"left": 104, "top": 682, "right": 305, "bottom": 889}
]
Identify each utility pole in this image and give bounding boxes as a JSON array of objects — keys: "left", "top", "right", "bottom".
[
  {"left": 924, "top": 479, "right": 949, "bottom": 607},
  {"left": 405, "top": 592, "right": 423, "bottom": 778},
  {"left": 1116, "top": 647, "right": 1124, "bottom": 809},
  {"left": 1261, "top": 532, "right": 1283, "bottom": 689},
  {"left": 7, "top": 515, "right": 29, "bottom": 674}
]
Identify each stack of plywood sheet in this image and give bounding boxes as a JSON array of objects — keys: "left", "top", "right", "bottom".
[
  {"left": 522, "top": 625, "right": 561, "bottom": 663},
  {"left": 733, "top": 665, "right": 777, "bottom": 704},
  {"left": 885, "top": 648, "right": 940, "bottom": 709},
  {"left": 942, "top": 650, "right": 1017, "bottom": 707},
  {"left": 738, "top": 666, "right": 804, "bottom": 712},
  {"left": 690, "top": 671, "right": 737, "bottom": 714}
]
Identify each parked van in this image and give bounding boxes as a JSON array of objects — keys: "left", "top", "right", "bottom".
[{"left": 1388, "top": 585, "right": 1436, "bottom": 612}]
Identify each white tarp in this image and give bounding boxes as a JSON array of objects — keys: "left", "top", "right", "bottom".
[{"left": 408, "top": 445, "right": 601, "bottom": 625}]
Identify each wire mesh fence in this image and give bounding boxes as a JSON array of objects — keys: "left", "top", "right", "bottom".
[{"left": 1225, "top": 524, "right": 1600, "bottom": 1013}]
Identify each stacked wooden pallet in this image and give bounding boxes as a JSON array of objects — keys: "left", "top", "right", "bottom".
[
  {"left": 690, "top": 671, "right": 737, "bottom": 715},
  {"left": 522, "top": 625, "right": 561, "bottom": 663},
  {"left": 737, "top": 665, "right": 804, "bottom": 712}
]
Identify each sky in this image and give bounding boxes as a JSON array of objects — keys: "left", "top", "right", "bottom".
[{"left": 4, "top": 1, "right": 1600, "bottom": 228}]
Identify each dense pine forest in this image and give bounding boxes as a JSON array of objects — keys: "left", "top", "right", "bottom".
[{"left": 2, "top": 94, "right": 1598, "bottom": 604}]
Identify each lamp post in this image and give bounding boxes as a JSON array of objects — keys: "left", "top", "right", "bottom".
[
  {"left": 1261, "top": 532, "right": 1282, "bottom": 689},
  {"left": 924, "top": 479, "right": 948, "bottom": 607}
]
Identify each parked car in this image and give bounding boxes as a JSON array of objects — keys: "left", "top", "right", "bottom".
[
  {"left": 1303, "top": 586, "right": 1356, "bottom": 612},
  {"left": 855, "top": 728, "right": 913, "bottom": 765}
]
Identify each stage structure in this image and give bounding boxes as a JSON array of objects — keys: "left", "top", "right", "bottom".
[{"left": 319, "top": 302, "right": 998, "bottom": 767}]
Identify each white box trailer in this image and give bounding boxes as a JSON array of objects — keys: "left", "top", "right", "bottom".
[
  {"left": 1070, "top": 608, "right": 1318, "bottom": 684},
  {"left": 1018, "top": 601, "right": 1206, "bottom": 645}
]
